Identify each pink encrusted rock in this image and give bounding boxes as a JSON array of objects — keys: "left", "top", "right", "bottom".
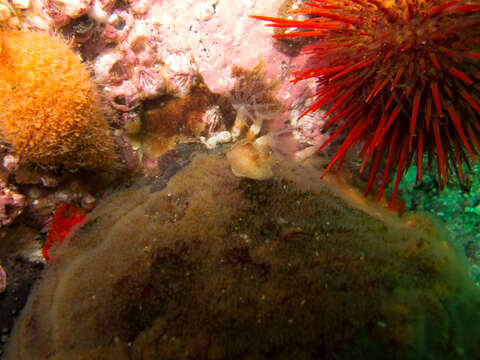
[
  {"left": 132, "top": 66, "right": 166, "bottom": 99},
  {"left": 290, "top": 104, "right": 329, "bottom": 147},
  {"left": 163, "top": 52, "right": 198, "bottom": 96},
  {"left": 56, "top": 0, "right": 91, "bottom": 18},
  {"left": 17, "top": 0, "right": 114, "bottom": 30},
  {"left": 41, "top": 0, "right": 70, "bottom": 26},
  {"left": 104, "top": 80, "right": 140, "bottom": 111},
  {"left": 2, "top": 154, "right": 19, "bottom": 172},
  {"left": 193, "top": 2, "right": 215, "bottom": 21},
  {"left": 24, "top": 0, "right": 315, "bottom": 144},
  {"left": 122, "top": 20, "right": 158, "bottom": 66},
  {"left": 0, "top": 180, "right": 26, "bottom": 226},
  {"left": 141, "top": 0, "right": 311, "bottom": 109},
  {"left": 38, "top": 0, "right": 91, "bottom": 27},
  {"left": 87, "top": 0, "right": 115, "bottom": 23},
  {"left": 27, "top": 0, "right": 311, "bottom": 118},
  {"left": 194, "top": 0, "right": 311, "bottom": 108},
  {"left": 23, "top": 0, "right": 316, "bottom": 143},
  {"left": 93, "top": 48, "right": 128, "bottom": 84},
  {"left": 128, "top": 0, "right": 154, "bottom": 15},
  {"left": 142, "top": 156, "right": 157, "bottom": 170},
  {"left": 103, "top": 9, "right": 134, "bottom": 42}
]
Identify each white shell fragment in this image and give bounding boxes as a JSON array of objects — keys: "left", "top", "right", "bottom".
[
  {"left": 201, "top": 131, "right": 232, "bottom": 149},
  {"left": 0, "top": 3, "right": 11, "bottom": 21},
  {"left": 227, "top": 141, "right": 273, "bottom": 180},
  {"left": 194, "top": 2, "right": 215, "bottom": 21},
  {"left": 11, "top": 0, "right": 30, "bottom": 10}
]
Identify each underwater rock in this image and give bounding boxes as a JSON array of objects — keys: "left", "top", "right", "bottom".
[
  {"left": 5, "top": 153, "right": 480, "bottom": 359},
  {"left": 0, "top": 180, "right": 25, "bottom": 227},
  {"left": 0, "top": 265, "right": 5, "bottom": 294},
  {"left": 0, "top": 256, "right": 44, "bottom": 355}
]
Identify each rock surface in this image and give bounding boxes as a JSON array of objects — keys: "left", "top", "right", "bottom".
[{"left": 5, "top": 152, "right": 480, "bottom": 359}]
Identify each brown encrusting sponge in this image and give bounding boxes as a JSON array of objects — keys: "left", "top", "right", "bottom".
[
  {"left": 5, "top": 152, "right": 480, "bottom": 360},
  {"left": 0, "top": 29, "right": 116, "bottom": 170}
]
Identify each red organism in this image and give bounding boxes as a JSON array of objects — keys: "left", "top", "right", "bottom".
[
  {"left": 43, "top": 204, "right": 86, "bottom": 263},
  {"left": 252, "top": 0, "right": 480, "bottom": 204}
]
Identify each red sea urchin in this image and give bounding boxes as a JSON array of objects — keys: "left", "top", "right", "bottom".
[{"left": 252, "top": 0, "right": 480, "bottom": 204}]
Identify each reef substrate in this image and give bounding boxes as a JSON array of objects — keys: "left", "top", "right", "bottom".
[{"left": 5, "top": 151, "right": 480, "bottom": 360}]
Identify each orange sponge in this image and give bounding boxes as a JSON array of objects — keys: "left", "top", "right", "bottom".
[{"left": 0, "top": 30, "right": 116, "bottom": 170}]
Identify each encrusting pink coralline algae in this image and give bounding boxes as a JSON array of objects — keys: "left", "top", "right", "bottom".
[
  {"left": 0, "top": 179, "right": 25, "bottom": 226},
  {"left": 0, "top": 0, "right": 328, "bottom": 230},
  {"left": 4, "top": 0, "right": 314, "bottom": 120}
]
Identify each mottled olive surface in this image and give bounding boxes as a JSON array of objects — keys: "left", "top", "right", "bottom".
[{"left": 5, "top": 153, "right": 480, "bottom": 360}]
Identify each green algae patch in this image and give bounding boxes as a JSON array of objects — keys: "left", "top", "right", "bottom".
[{"left": 5, "top": 153, "right": 480, "bottom": 360}]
